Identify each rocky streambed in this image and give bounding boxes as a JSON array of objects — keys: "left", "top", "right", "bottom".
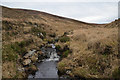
[{"left": 24, "top": 44, "right": 60, "bottom": 79}]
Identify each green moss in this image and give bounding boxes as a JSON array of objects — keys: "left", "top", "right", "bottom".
[
  {"left": 73, "top": 68, "right": 89, "bottom": 78},
  {"left": 3, "top": 44, "right": 18, "bottom": 61},
  {"left": 2, "top": 21, "right": 13, "bottom": 31},
  {"left": 10, "top": 42, "right": 27, "bottom": 54},
  {"left": 31, "top": 27, "right": 46, "bottom": 35},
  {"left": 62, "top": 45, "right": 72, "bottom": 58},
  {"left": 58, "top": 62, "right": 66, "bottom": 74},
  {"left": 55, "top": 45, "right": 61, "bottom": 52},
  {"left": 4, "top": 32, "right": 11, "bottom": 41},
  {"left": 18, "top": 39, "right": 33, "bottom": 48},
  {"left": 11, "top": 31, "right": 18, "bottom": 36},
  {"left": 42, "top": 31, "right": 46, "bottom": 37},
  {"left": 31, "top": 27, "right": 46, "bottom": 39},
  {"left": 59, "top": 36, "right": 70, "bottom": 43},
  {"left": 2, "top": 40, "right": 31, "bottom": 61},
  {"left": 63, "top": 50, "right": 71, "bottom": 57},
  {"left": 47, "top": 39, "right": 55, "bottom": 43}
]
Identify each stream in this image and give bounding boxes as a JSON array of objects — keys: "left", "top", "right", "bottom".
[{"left": 28, "top": 44, "right": 60, "bottom": 79}]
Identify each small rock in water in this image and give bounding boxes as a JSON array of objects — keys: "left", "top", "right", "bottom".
[
  {"left": 50, "top": 44, "right": 56, "bottom": 48},
  {"left": 28, "top": 74, "right": 34, "bottom": 78}
]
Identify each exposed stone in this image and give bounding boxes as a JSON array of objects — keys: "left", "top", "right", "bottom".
[
  {"left": 30, "top": 65, "right": 37, "bottom": 72},
  {"left": 27, "top": 64, "right": 38, "bottom": 74},
  {"left": 31, "top": 54, "right": 38, "bottom": 62},
  {"left": 23, "top": 59, "right": 31, "bottom": 66},
  {"left": 24, "top": 50, "right": 36, "bottom": 59},
  {"left": 18, "top": 67, "right": 25, "bottom": 72}
]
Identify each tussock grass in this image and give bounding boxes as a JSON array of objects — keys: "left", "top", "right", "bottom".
[{"left": 58, "top": 27, "right": 119, "bottom": 78}]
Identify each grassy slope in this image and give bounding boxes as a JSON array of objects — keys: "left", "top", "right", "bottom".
[
  {"left": 58, "top": 27, "right": 119, "bottom": 78},
  {"left": 2, "top": 6, "right": 120, "bottom": 78}
]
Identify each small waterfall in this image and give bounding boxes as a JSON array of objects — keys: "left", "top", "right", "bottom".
[
  {"left": 48, "top": 51, "right": 59, "bottom": 61},
  {"left": 28, "top": 44, "right": 60, "bottom": 78},
  {"left": 42, "top": 44, "right": 59, "bottom": 62}
]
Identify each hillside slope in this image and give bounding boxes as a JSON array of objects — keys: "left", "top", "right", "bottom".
[
  {"left": 1, "top": 6, "right": 120, "bottom": 78},
  {"left": 2, "top": 6, "right": 107, "bottom": 35}
]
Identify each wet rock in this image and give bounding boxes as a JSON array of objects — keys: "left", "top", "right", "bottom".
[
  {"left": 28, "top": 74, "right": 34, "bottom": 78},
  {"left": 50, "top": 44, "right": 56, "bottom": 48},
  {"left": 23, "top": 59, "right": 31, "bottom": 66},
  {"left": 27, "top": 64, "right": 37, "bottom": 75}
]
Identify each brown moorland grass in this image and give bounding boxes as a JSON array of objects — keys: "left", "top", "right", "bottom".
[{"left": 58, "top": 27, "right": 119, "bottom": 78}]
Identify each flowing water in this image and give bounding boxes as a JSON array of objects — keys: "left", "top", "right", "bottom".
[{"left": 28, "top": 44, "right": 60, "bottom": 78}]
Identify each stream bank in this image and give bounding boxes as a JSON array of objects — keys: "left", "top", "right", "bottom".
[{"left": 20, "top": 41, "right": 72, "bottom": 79}]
